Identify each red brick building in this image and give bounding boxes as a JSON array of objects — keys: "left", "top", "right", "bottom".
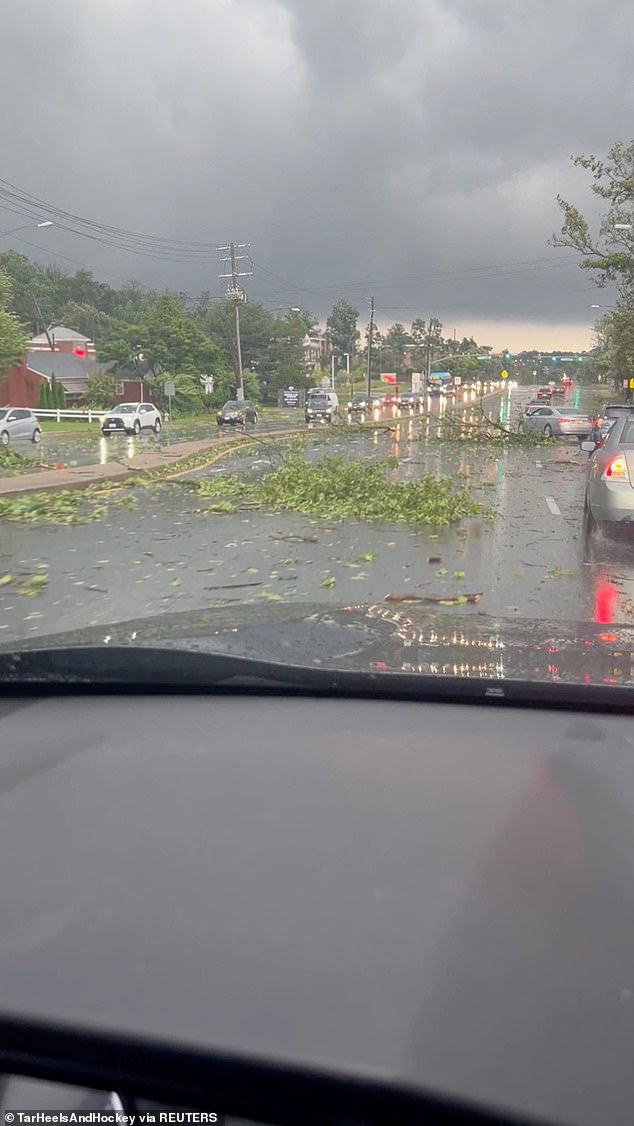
[
  {"left": 0, "top": 325, "right": 124, "bottom": 407},
  {"left": 0, "top": 357, "right": 46, "bottom": 407}
]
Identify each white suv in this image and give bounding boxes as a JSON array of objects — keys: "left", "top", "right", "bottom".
[{"left": 101, "top": 402, "right": 162, "bottom": 437}]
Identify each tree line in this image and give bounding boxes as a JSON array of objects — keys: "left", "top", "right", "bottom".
[
  {"left": 551, "top": 139, "right": 634, "bottom": 392},
  {"left": 0, "top": 248, "right": 500, "bottom": 412}
]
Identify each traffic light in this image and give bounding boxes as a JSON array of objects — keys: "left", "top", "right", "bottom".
[{"left": 503, "top": 350, "right": 510, "bottom": 361}]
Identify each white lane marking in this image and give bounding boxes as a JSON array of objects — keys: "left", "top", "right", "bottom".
[{"left": 545, "top": 495, "right": 561, "bottom": 516}]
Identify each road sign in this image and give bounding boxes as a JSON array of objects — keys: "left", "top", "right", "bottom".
[
  {"left": 320, "top": 376, "right": 330, "bottom": 388},
  {"left": 282, "top": 388, "right": 300, "bottom": 407},
  {"left": 381, "top": 373, "right": 397, "bottom": 383},
  {"left": 500, "top": 369, "right": 508, "bottom": 379},
  {"left": 164, "top": 381, "right": 175, "bottom": 421},
  {"left": 629, "top": 377, "right": 634, "bottom": 390}
]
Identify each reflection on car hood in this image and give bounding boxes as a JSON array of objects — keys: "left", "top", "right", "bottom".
[{"left": 3, "top": 602, "right": 634, "bottom": 687}]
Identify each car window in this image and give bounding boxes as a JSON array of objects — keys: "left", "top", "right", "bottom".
[{"left": 620, "top": 420, "right": 634, "bottom": 444}]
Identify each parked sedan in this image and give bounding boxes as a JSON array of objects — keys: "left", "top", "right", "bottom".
[
  {"left": 519, "top": 406, "right": 592, "bottom": 439},
  {"left": 582, "top": 414, "right": 634, "bottom": 531},
  {"left": 102, "top": 402, "right": 162, "bottom": 436},
  {"left": 0, "top": 407, "right": 41, "bottom": 445}
]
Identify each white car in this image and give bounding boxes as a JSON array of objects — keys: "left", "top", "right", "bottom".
[
  {"left": 0, "top": 407, "right": 41, "bottom": 445},
  {"left": 101, "top": 402, "right": 162, "bottom": 437}
]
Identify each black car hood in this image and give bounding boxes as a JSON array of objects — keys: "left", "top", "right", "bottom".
[{"left": 2, "top": 601, "right": 633, "bottom": 688}]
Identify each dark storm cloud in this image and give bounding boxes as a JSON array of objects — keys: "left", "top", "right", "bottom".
[{"left": 1, "top": 0, "right": 632, "bottom": 340}]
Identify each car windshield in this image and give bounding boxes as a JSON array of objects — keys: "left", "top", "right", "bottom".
[{"left": 0, "top": 2, "right": 633, "bottom": 697}]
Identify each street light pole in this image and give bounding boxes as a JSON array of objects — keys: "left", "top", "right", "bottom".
[{"left": 0, "top": 220, "right": 53, "bottom": 241}]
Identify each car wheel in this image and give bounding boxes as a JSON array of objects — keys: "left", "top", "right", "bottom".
[
  {"left": 582, "top": 495, "right": 598, "bottom": 537},
  {"left": 154, "top": 419, "right": 162, "bottom": 434},
  {"left": 133, "top": 420, "right": 141, "bottom": 435},
  {"left": 32, "top": 428, "right": 41, "bottom": 444},
  {"left": 0, "top": 430, "right": 9, "bottom": 446},
  {"left": 543, "top": 424, "right": 553, "bottom": 438}
]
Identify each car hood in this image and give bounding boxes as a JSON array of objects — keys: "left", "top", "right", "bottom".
[{"left": 2, "top": 602, "right": 634, "bottom": 689}]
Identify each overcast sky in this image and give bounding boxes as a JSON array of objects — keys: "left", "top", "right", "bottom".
[{"left": 1, "top": 0, "right": 632, "bottom": 349}]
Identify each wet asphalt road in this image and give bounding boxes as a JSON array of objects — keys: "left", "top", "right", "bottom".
[
  {"left": 5, "top": 390, "right": 485, "bottom": 472},
  {"left": 2, "top": 386, "right": 633, "bottom": 644}
]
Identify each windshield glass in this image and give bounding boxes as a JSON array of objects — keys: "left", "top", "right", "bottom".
[{"left": 0, "top": 4, "right": 633, "bottom": 691}]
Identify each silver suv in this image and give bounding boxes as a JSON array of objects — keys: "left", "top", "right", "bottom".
[{"left": 0, "top": 407, "right": 41, "bottom": 445}]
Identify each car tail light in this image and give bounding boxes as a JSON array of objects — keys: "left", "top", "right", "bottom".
[{"left": 602, "top": 456, "right": 629, "bottom": 480}]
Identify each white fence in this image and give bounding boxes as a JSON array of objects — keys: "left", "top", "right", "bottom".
[{"left": 33, "top": 409, "right": 106, "bottom": 423}]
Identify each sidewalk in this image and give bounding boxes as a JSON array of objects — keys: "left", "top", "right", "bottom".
[{"left": 0, "top": 439, "right": 220, "bottom": 498}]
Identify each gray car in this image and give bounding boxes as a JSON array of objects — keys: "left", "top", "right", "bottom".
[
  {"left": 582, "top": 414, "right": 634, "bottom": 531},
  {"left": 519, "top": 405, "right": 592, "bottom": 439},
  {"left": 0, "top": 407, "right": 41, "bottom": 445}
]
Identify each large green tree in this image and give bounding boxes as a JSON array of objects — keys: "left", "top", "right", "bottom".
[
  {"left": 551, "top": 141, "right": 634, "bottom": 292},
  {"left": 195, "top": 298, "right": 316, "bottom": 402},
  {"left": 326, "top": 301, "right": 360, "bottom": 359},
  {"left": 98, "top": 291, "right": 229, "bottom": 382},
  {"left": 378, "top": 323, "right": 413, "bottom": 378},
  {"left": 0, "top": 270, "right": 27, "bottom": 372},
  {"left": 410, "top": 317, "right": 443, "bottom": 371},
  {"left": 83, "top": 369, "right": 120, "bottom": 408}
]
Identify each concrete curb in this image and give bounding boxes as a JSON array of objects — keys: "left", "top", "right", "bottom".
[{"left": 0, "top": 430, "right": 306, "bottom": 498}]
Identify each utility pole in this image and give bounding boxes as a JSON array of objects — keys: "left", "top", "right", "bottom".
[
  {"left": 30, "top": 291, "right": 54, "bottom": 349},
  {"left": 218, "top": 242, "right": 252, "bottom": 402},
  {"left": 365, "top": 296, "right": 375, "bottom": 397},
  {"left": 425, "top": 333, "right": 432, "bottom": 386}
]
